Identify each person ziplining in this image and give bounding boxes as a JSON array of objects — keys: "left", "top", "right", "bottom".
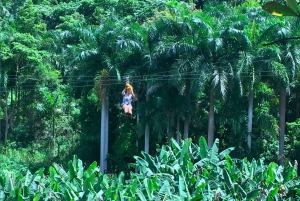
[{"left": 121, "top": 77, "right": 137, "bottom": 118}]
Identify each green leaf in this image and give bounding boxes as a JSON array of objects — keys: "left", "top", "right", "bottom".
[
  {"left": 262, "top": 1, "right": 298, "bottom": 16},
  {"left": 142, "top": 153, "right": 158, "bottom": 173},
  {"left": 218, "top": 147, "right": 235, "bottom": 160},
  {"left": 84, "top": 161, "right": 97, "bottom": 179},
  {"left": 158, "top": 180, "right": 171, "bottom": 196},
  {"left": 158, "top": 146, "right": 167, "bottom": 163},
  {"left": 144, "top": 178, "right": 154, "bottom": 199},
  {"left": 5, "top": 174, "right": 13, "bottom": 193},
  {"left": 77, "top": 159, "right": 84, "bottom": 179},
  {"left": 33, "top": 193, "right": 41, "bottom": 201},
  {"left": 246, "top": 189, "right": 260, "bottom": 199},
  {"left": 171, "top": 138, "right": 182, "bottom": 152},
  {"left": 265, "top": 162, "right": 276, "bottom": 186},
  {"left": 234, "top": 183, "right": 246, "bottom": 197},
  {"left": 118, "top": 172, "right": 125, "bottom": 186},
  {"left": 0, "top": 190, "right": 5, "bottom": 201},
  {"left": 180, "top": 140, "right": 191, "bottom": 168},
  {"left": 53, "top": 163, "right": 68, "bottom": 181},
  {"left": 24, "top": 170, "right": 33, "bottom": 187},
  {"left": 178, "top": 171, "right": 187, "bottom": 198},
  {"left": 199, "top": 136, "right": 208, "bottom": 159},
  {"left": 68, "top": 161, "right": 75, "bottom": 180},
  {"left": 223, "top": 169, "right": 233, "bottom": 190},
  {"left": 286, "top": 0, "right": 299, "bottom": 13},
  {"left": 136, "top": 189, "right": 147, "bottom": 201},
  {"left": 209, "top": 138, "right": 219, "bottom": 163}
]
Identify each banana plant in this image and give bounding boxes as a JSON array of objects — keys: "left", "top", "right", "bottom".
[
  {"left": 262, "top": 0, "right": 300, "bottom": 17},
  {"left": 1, "top": 138, "right": 300, "bottom": 200}
]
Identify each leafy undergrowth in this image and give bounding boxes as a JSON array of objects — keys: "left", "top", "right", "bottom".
[{"left": 0, "top": 137, "right": 300, "bottom": 200}]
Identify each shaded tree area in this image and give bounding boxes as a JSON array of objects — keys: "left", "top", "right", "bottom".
[{"left": 1, "top": 0, "right": 300, "bottom": 174}]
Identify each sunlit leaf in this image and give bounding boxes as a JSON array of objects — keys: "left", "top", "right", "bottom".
[{"left": 262, "top": 2, "right": 298, "bottom": 16}]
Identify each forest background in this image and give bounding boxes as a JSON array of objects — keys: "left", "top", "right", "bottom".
[{"left": 1, "top": 0, "right": 300, "bottom": 176}]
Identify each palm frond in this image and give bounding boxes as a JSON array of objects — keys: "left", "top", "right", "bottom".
[
  {"left": 78, "top": 48, "right": 98, "bottom": 61},
  {"left": 191, "top": 17, "right": 213, "bottom": 36},
  {"left": 75, "top": 25, "right": 96, "bottom": 43},
  {"left": 116, "top": 36, "right": 141, "bottom": 51},
  {"left": 0, "top": 5, "right": 10, "bottom": 17},
  {"left": 271, "top": 61, "right": 290, "bottom": 93},
  {"left": 212, "top": 69, "right": 228, "bottom": 99},
  {"left": 147, "top": 83, "right": 160, "bottom": 95},
  {"left": 220, "top": 70, "right": 228, "bottom": 99},
  {"left": 208, "top": 38, "right": 223, "bottom": 53}
]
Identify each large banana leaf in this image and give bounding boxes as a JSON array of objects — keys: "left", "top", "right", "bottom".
[
  {"left": 199, "top": 136, "right": 208, "bottom": 159},
  {"left": 262, "top": 1, "right": 298, "bottom": 16}
]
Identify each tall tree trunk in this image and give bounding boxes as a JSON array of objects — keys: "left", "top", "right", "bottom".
[
  {"left": 176, "top": 116, "right": 180, "bottom": 142},
  {"left": 9, "top": 88, "right": 13, "bottom": 131},
  {"left": 247, "top": 89, "right": 254, "bottom": 151},
  {"left": 16, "top": 87, "right": 20, "bottom": 126},
  {"left": 167, "top": 115, "right": 170, "bottom": 144},
  {"left": 183, "top": 79, "right": 190, "bottom": 139},
  {"left": 279, "top": 88, "right": 286, "bottom": 166},
  {"left": 4, "top": 90, "right": 8, "bottom": 143},
  {"left": 135, "top": 101, "right": 139, "bottom": 173},
  {"left": 104, "top": 97, "right": 109, "bottom": 166},
  {"left": 0, "top": 53, "right": 2, "bottom": 144},
  {"left": 145, "top": 93, "right": 150, "bottom": 153},
  {"left": 208, "top": 91, "right": 215, "bottom": 148},
  {"left": 183, "top": 119, "right": 189, "bottom": 139},
  {"left": 52, "top": 114, "right": 55, "bottom": 155},
  {"left": 100, "top": 87, "right": 109, "bottom": 173},
  {"left": 168, "top": 113, "right": 174, "bottom": 145},
  {"left": 136, "top": 101, "right": 139, "bottom": 152},
  {"left": 296, "top": 91, "right": 299, "bottom": 119}
]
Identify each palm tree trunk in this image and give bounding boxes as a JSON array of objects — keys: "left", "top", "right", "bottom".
[
  {"left": 279, "top": 88, "right": 286, "bottom": 166},
  {"left": 52, "top": 114, "right": 55, "bottom": 155},
  {"left": 167, "top": 115, "right": 170, "bottom": 144},
  {"left": 247, "top": 89, "right": 254, "bottom": 151},
  {"left": 0, "top": 53, "right": 2, "bottom": 144},
  {"left": 296, "top": 91, "right": 299, "bottom": 119},
  {"left": 136, "top": 101, "right": 139, "bottom": 152},
  {"left": 136, "top": 102, "right": 139, "bottom": 173},
  {"left": 183, "top": 119, "right": 189, "bottom": 139},
  {"left": 183, "top": 79, "right": 190, "bottom": 139},
  {"left": 100, "top": 87, "right": 109, "bottom": 173},
  {"left": 176, "top": 116, "right": 180, "bottom": 142},
  {"left": 104, "top": 97, "right": 109, "bottom": 165},
  {"left": 208, "top": 91, "right": 215, "bottom": 148},
  {"left": 145, "top": 93, "right": 150, "bottom": 153},
  {"left": 4, "top": 89, "right": 8, "bottom": 143},
  {"left": 168, "top": 113, "right": 174, "bottom": 145}
]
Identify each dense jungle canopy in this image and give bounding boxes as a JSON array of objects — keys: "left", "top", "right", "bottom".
[{"left": 1, "top": 0, "right": 300, "bottom": 178}]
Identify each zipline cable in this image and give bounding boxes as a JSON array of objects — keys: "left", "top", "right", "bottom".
[
  {"left": 3, "top": 57, "right": 289, "bottom": 79},
  {"left": 1, "top": 73, "right": 298, "bottom": 93}
]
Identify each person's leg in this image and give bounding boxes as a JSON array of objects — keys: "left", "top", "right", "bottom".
[
  {"left": 128, "top": 105, "right": 133, "bottom": 116},
  {"left": 122, "top": 104, "right": 128, "bottom": 114}
]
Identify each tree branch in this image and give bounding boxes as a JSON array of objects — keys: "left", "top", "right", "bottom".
[{"left": 262, "top": 37, "right": 300, "bottom": 46}]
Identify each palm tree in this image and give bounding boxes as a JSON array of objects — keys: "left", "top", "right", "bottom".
[
  {"left": 94, "top": 70, "right": 110, "bottom": 173},
  {"left": 259, "top": 18, "right": 300, "bottom": 165},
  {"left": 152, "top": 1, "right": 209, "bottom": 139},
  {"left": 58, "top": 16, "right": 128, "bottom": 172},
  {"left": 202, "top": 3, "right": 253, "bottom": 148}
]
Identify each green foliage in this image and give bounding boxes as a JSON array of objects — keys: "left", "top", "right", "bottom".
[
  {"left": 262, "top": 1, "right": 299, "bottom": 17},
  {"left": 0, "top": 138, "right": 299, "bottom": 200},
  {"left": 1, "top": 0, "right": 300, "bottom": 184}
]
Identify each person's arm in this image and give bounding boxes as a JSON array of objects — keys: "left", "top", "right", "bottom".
[
  {"left": 132, "top": 91, "right": 138, "bottom": 101},
  {"left": 122, "top": 88, "right": 126, "bottom": 96}
]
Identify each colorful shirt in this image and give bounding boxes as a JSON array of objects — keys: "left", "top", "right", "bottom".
[{"left": 122, "top": 94, "right": 132, "bottom": 105}]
